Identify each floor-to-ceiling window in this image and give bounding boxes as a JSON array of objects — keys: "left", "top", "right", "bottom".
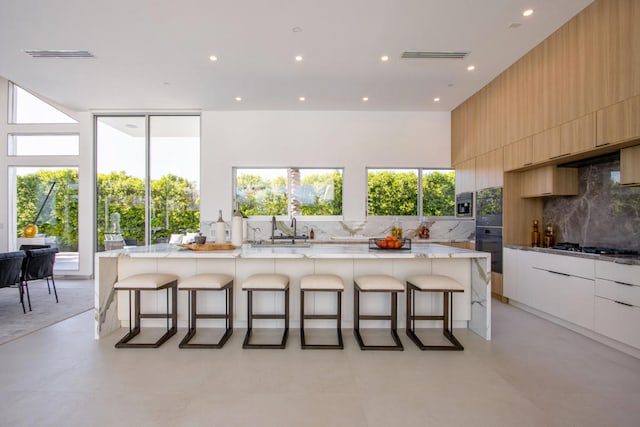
[
  {"left": 5, "top": 82, "right": 81, "bottom": 271},
  {"left": 95, "top": 115, "right": 200, "bottom": 250}
]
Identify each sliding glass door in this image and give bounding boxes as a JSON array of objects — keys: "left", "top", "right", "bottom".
[{"left": 96, "top": 115, "right": 200, "bottom": 250}]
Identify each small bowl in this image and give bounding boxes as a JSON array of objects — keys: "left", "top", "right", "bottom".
[{"left": 194, "top": 235, "right": 207, "bottom": 245}]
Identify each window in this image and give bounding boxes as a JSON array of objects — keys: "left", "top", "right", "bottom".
[
  {"left": 96, "top": 115, "right": 200, "bottom": 249},
  {"left": 8, "top": 83, "right": 77, "bottom": 124},
  {"left": 367, "top": 168, "right": 455, "bottom": 217},
  {"left": 235, "top": 168, "right": 343, "bottom": 216},
  {"left": 11, "top": 167, "right": 79, "bottom": 270},
  {"left": 422, "top": 169, "right": 455, "bottom": 216},
  {"left": 8, "top": 134, "right": 80, "bottom": 156}
]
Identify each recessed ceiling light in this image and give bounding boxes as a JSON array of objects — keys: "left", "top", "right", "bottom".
[
  {"left": 433, "top": 97, "right": 441, "bottom": 102},
  {"left": 467, "top": 65, "right": 476, "bottom": 71},
  {"left": 362, "top": 97, "right": 369, "bottom": 102},
  {"left": 235, "top": 97, "right": 242, "bottom": 101},
  {"left": 125, "top": 123, "right": 138, "bottom": 129},
  {"left": 209, "top": 55, "right": 218, "bottom": 61},
  {"left": 381, "top": 55, "right": 389, "bottom": 62},
  {"left": 292, "top": 26, "right": 303, "bottom": 33},
  {"left": 299, "top": 97, "right": 306, "bottom": 101},
  {"left": 523, "top": 9, "right": 534, "bottom": 17},
  {"left": 295, "top": 55, "right": 303, "bottom": 62}
]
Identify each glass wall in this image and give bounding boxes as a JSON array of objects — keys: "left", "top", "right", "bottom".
[
  {"left": 96, "top": 115, "right": 200, "bottom": 249},
  {"left": 11, "top": 166, "right": 79, "bottom": 270}
]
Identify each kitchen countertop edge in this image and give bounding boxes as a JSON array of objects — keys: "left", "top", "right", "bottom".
[{"left": 505, "top": 244, "right": 640, "bottom": 266}]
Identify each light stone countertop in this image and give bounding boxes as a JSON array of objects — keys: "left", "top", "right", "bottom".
[
  {"left": 96, "top": 242, "right": 488, "bottom": 260},
  {"left": 505, "top": 244, "right": 640, "bottom": 266}
]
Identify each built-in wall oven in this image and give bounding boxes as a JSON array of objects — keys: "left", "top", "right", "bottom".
[
  {"left": 475, "top": 187, "right": 503, "bottom": 273},
  {"left": 455, "top": 192, "right": 473, "bottom": 218}
]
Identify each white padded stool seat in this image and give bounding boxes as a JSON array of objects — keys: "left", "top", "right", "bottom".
[
  {"left": 407, "top": 275, "right": 464, "bottom": 292},
  {"left": 114, "top": 273, "right": 178, "bottom": 290},
  {"left": 355, "top": 275, "right": 404, "bottom": 291},
  {"left": 179, "top": 274, "right": 233, "bottom": 290},
  {"left": 242, "top": 274, "right": 289, "bottom": 290},
  {"left": 301, "top": 274, "right": 344, "bottom": 290}
]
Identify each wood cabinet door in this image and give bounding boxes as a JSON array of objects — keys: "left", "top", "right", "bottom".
[
  {"left": 454, "top": 158, "right": 476, "bottom": 193},
  {"left": 560, "top": 113, "right": 596, "bottom": 155},
  {"left": 620, "top": 145, "right": 640, "bottom": 186},
  {"left": 531, "top": 126, "right": 562, "bottom": 163},
  {"left": 504, "top": 137, "right": 533, "bottom": 171},
  {"left": 596, "top": 95, "right": 640, "bottom": 147}
]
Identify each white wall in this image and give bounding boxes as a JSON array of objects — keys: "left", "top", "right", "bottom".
[{"left": 201, "top": 110, "right": 450, "bottom": 222}]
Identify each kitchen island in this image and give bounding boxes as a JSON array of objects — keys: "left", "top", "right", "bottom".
[{"left": 95, "top": 243, "right": 491, "bottom": 341}]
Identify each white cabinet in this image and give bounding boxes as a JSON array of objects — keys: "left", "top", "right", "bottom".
[
  {"left": 594, "top": 261, "right": 640, "bottom": 349},
  {"left": 504, "top": 248, "right": 595, "bottom": 330}
]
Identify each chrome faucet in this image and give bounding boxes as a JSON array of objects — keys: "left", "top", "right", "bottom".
[
  {"left": 271, "top": 216, "right": 276, "bottom": 244},
  {"left": 291, "top": 217, "right": 297, "bottom": 243}
]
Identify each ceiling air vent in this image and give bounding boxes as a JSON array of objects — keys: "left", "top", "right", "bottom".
[
  {"left": 401, "top": 51, "right": 469, "bottom": 59},
  {"left": 24, "top": 50, "right": 94, "bottom": 58}
]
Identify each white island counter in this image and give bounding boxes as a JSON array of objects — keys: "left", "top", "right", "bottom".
[{"left": 95, "top": 243, "right": 491, "bottom": 341}]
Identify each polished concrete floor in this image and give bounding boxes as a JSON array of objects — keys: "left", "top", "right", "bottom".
[{"left": 1, "top": 300, "right": 639, "bottom": 427}]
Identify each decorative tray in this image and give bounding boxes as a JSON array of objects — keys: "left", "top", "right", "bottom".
[
  {"left": 179, "top": 243, "right": 238, "bottom": 251},
  {"left": 368, "top": 238, "right": 411, "bottom": 250}
]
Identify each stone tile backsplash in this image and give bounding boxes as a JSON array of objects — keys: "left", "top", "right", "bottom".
[
  {"left": 205, "top": 217, "right": 475, "bottom": 243},
  {"left": 543, "top": 157, "right": 640, "bottom": 251}
]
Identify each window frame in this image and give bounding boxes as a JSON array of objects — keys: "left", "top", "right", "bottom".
[
  {"left": 366, "top": 167, "right": 456, "bottom": 218},
  {"left": 233, "top": 167, "right": 344, "bottom": 220}
]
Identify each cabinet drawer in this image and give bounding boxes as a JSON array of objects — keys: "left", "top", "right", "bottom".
[
  {"left": 594, "top": 296, "right": 640, "bottom": 349},
  {"left": 530, "top": 251, "right": 594, "bottom": 279},
  {"left": 595, "top": 279, "right": 640, "bottom": 307},
  {"left": 595, "top": 261, "right": 640, "bottom": 286}
]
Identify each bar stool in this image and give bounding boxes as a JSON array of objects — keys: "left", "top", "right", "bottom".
[
  {"left": 300, "top": 274, "right": 344, "bottom": 349},
  {"left": 178, "top": 274, "right": 233, "bottom": 349},
  {"left": 353, "top": 275, "right": 404, "bottom": 351},
  {"left": 406, "top": 274, "right": 464, "bottom": 351},
  {"left": 113, "top": 273, "right": 178, "bottom": 348},
  {"left": 242, "top": 273, "right": 289, "bottom": 349}
]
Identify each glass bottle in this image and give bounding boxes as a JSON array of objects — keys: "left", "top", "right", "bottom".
[
  {"left": 391, "top": 217, "right": 402, "bottom": 238},
  {"left": 531, "top": 220, "right": 541, "bottom": 247},
  {"left": 543, "top": 225, "right": 554, "bottom": 248}
]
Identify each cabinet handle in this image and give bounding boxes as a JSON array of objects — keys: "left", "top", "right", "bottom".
[
  {"left": 550, "top": 153, "right": 570, "bottom": 159},
  {"left": 523, "top": 162, "right": 533, "bottom": 166},
  {"left": 547, "top": 270, "right": 571, "bottom": 277},
  {"left": 614, "top": 300, "right": 633, "bottom": 308},
  {"left": 597, "top": 142, "right": 611, "bottom": 147},
  {"left": 614, "top": 280, "right": 635, "bottom": 287}
]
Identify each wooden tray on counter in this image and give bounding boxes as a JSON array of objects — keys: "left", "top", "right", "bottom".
[{"left": 179, "top": 243, "right": 238, "bottom": 251}]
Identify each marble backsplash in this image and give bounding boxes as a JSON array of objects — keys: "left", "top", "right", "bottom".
[
  {"left": 543, "top": 157, "right": 640, "bottom": 251},
  {"left": 203, "top": 217, "right": 475, "bottom": 243}
]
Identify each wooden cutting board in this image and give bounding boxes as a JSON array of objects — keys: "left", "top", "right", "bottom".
[{"left": 179, "top": 243, "right": 238, "bottom": 251}]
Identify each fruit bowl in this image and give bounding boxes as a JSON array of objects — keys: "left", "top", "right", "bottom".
[{"left": 369, "top": 237, "right": 411, "bottom": 250}]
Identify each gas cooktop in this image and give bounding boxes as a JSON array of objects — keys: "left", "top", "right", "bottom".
[{"left": 551, "top": 242, "right": 639, "bottom": 256}]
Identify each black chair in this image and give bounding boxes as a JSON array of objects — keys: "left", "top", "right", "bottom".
[
  {"left": 21, "top": 247, "right": 59, "bottom": 312},
  {"left": 0, "top": 251, "right": 27, "bottom": 313}
]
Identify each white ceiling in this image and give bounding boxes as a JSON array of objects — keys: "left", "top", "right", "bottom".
[{"left": 0, "top": 0, "right": 593, "bottom": 113}]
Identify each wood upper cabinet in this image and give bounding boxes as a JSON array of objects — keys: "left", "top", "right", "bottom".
[
  {"left": 531, "top": 113, "right": 596, "bottom": 163},
  {"left": 521, "top": 166, "right": 578, "bottom": 198},
  {"left": 596, "top": 95, "right": 640, "bottom": 147},
  {"left": 560, "top": 113, "right": 596, "bottom": 154},
  {"left": 475, "top": 148, "right": 504, "bottom": 191},
  {"left": 504, "top": 137, "right": 533, "bottom": 171},
  {"left": 454, "top": 158, "right": 476, "bottom": 194},
  {"left": 620, "top": 145, "right": 640, "bottom": 186},
  {"left": 532, "top": 126, "right": 562, "bottom": 163}
]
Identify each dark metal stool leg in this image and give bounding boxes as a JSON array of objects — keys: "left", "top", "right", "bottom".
[
  {"left": 243, "top": 287, "right": 289, "bottom": 349},
  {"left": 115, "top": 281, "right": 178, "bottom": 349},
  {"left": 405, "top": 284, "right": 464, "bottom": 351},
  {"left": 354, "top": 285, "right": 403, "bottom": 351},
  {"left": 301, "top": 289, "right": 344, "bottom": 350}
]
